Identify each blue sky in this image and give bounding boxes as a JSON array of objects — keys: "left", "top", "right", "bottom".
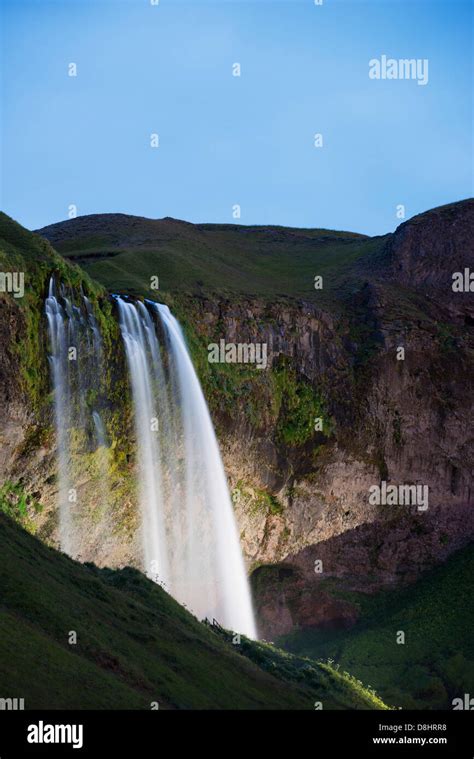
[{"left": 1, "top": 0, "right": 472, "bottom": 235}]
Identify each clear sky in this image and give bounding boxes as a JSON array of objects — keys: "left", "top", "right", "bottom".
[{"left": 1, "top": 0, "right": 472, "bottom": 235}]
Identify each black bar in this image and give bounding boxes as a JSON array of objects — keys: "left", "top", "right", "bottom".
[{"left": 0, "top": 710, "right": 472, "bottom": 758}]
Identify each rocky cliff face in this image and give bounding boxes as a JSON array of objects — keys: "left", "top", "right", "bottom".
[
  {"left": 386, "top": 200, "right": 474, "bottom": 319},
  {"left": 168, "top": 201, "right": 474, "bottom": 638},
  {"left": 0, "top": 296, "right": 27, "bottom": 473},
  {"left": 190, "top": 287, "right": 474, "bottom": 635},
  {"left": 236, "top": 201, "right": 473, "bottom": 638},
  {"left": 1, "top": 201, "right": 473, "bottom": 640}
]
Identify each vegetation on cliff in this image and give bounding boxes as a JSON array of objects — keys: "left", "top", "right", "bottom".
[
  {"left": 0, "top": 213, "right": 140, "bottom": 551},
  {"left": 0, "top": 212, "right": 114, "bottom": 413},
  {"left": 279, "top": 543, "right": 474, "bottom": 710}
]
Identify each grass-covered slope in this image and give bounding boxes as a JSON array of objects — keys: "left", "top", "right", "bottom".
[
  {"left": 0, "top": 512, "right": 387, "bottom": 710},
  {"left": 0, "top": 211, "right": 107, "bottom": 298},
  {"left": 37, "top": 213, "right": 387, "bottom": 306},
  {"left": 279, "top": 543, "right": 474, "bottom": 710},
  {"left": 0, "top": 212, "right": 116, "bottom": 413}
]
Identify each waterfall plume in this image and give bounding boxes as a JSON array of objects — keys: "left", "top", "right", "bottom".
[
  {"left": 116, "top": 297, "right": 257, "bottom": 638},
  {"left": 45, "top": 277, "right": 111, "bottom": 558}
]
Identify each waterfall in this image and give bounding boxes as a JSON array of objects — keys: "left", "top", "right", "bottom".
[
  {"left": 153, "top": 303, "right": 257, "bottom": 637},
  {"left": 46, "top": 279, "right": 257, "bottom": 637},
  {"left": 115, "top": 298, "right": 170, "bottom": 587},
  {"left": 117, "top": 298, "right": 257, "bottom": 638},
  {"left": 92, "top": 411, "right": 107, "bottom": 448},
  {"left": 45, "top": 279, "right": 73, "bottom": 554},
  {"left": 45, "top": 277, "right": 112, "bottom": 558}
]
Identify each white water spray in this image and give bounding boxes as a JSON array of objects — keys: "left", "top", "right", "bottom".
[
  {"left": 45, "top": 279, "right": 72, "bottom": 553},
  {"left": 45, "top": 277, "right": 112, "bottom": 558},
  {"left": 117, "top": 298, "right": 257, "bottom": 638},
  {"left": 115, "top": 299, "right": 170, "bottom": 586},
  {"left": 156, "top": 303, "right": 257, "bottom": 637},
  {"left": 92, "top": 411, "right": 107, "bottom": 448}
]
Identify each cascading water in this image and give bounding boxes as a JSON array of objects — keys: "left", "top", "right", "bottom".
[
  {"left": 117, "top": 298, "right": 257, "bottom": 638},
  {"left": 115, "top": 298, "right": 170, "bottom": 588},
  {"left": 92, "top": 411, "right": 107, "bottom": 448},
  {"left": 45, "top": 277, "right": 111, "bottom": 558},
  {"left": 47, "top": 279, "right": 256, "bottom": 637},
  {"left": 45, "top": 279, "right": 72, "bottom": 554},
  {"left": 155, "top": 303, "right": 257, "bottom": 637}
]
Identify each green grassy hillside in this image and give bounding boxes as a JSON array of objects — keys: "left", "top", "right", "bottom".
[
  {"left": 0, "top": 211, "right": 104, "bottom": 294},
  {"left": 279, "top": 544, "right": 474, "bottom": 710},
  {"left": 0, "top": 512, "right": 387, "bottom": 710},
  {"left": 37, "top": 213, "right": 388, "bottom": 306},
  {"left": 0, "top": 212, "right": 117, "bottom": 413}
]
